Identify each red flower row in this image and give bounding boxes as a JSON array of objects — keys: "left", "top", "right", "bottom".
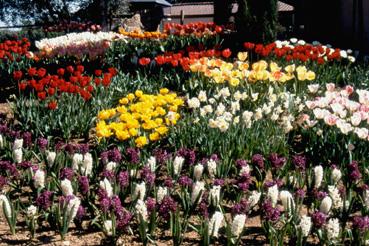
[
  {"left": 163, "top": 22, "right": 223, "bottom": 36},
  {"left": 16, "top": 65, "right": 118, "bottom": 109},
  {"left": 243, "top": 42, "right": 344, "bottom": 64},
  {"left": 43, "top": 21, "right": 101, "bottom": 33},
  {"left": 0, "top": 38, "right": 31, "bottom": 61}
]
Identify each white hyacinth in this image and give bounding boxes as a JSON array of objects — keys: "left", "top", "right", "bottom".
[
  {"left": 0, "top": 195, "right": 12, "bottom": 219},
  {"left": 279, "top": 190, "right": 295, "bottom": 211},
  {"left": 13, "top": 138, "right": 23, "bottom": 150},
  {"left": 66, "top": 196, "right": 81, "bottom": 226},
  {"left": 106, "top": 161, "right": 117, "bottom": 172},
  {"left": 239, "top": 165, "right": 250, "bottom": 175},
  {"left": 0, "top": 134, "right": 3, "bottom": 149},
  {"left": 209, "top": 185, "right": 221, "bottom": 206},
  {"left": 72, "top": 153, "right": 83, "bottom": 171},
  {"left": 100, "top": 178, "right": 113, "bottom": 198},
  {"left": 231, "top": 214, "right": 246, "bottom": 237},
  {"left": 61, "top": 179, "right": 74, "bottom": 196},
  {"left": 298, "top": 215, "right": 312, "bottom": 237},
  {"left": 248, "top": 191, "right": 261, "bottom": 208},
  {"left": 173, "top": 156, "right": 184, "bottom": 176},
  {"left": 267, "top": 184, "right": 279, "bottom": 207},
  {"left": 82, "top": 153, "right": 93, "bottom": 176},
  {"left": 156, "top": 186, "right": 168, "bottom": 204},
  {"left": 26, "top": 205, "right": 37, "bottom": 217},
  {"left": 47, "top": 151, "right": 56, "bottom": 166},
  {"left": 326, "top": 218, "right": 340, "bottom": 241},
  {"left": 328, "top": 185, "right": 343, "bottom": 210},
  {"left": 331, "top": 168, "right": 342, "bottom": 184},
  {"left": 320, "top": 196, "right": 333, "bottom": 214},
  {"left": 209, "top": 211, "right": 224, "bottom": 238},
  {"left": 207, "top": 159, "right": 217, "bottom": 177},
  {"left": 13, "top": 148, "right": 23, "bottom": 164},
  {"left": 364, "top": 190, "right": 369, "bottom": 208},
  {"left": 314, "top": 165, "right": 324, "bottom": 188},
  {"left": 135, "top": 199, "right": 148, "bottom": 222},
  {"left": 133, "top": 182, "right": 146, "bottom": 201},
  {"left": 34, "top": 169, "right": 45, "bottom": 189},
  {"left": 193, "top": 163, "right": 204, "bottom": 181},
  {"left": 191, "top": 181, "right": 205, "bottom": 204},
  {"left": 146, "top": 156, "right": 156, "bottom": 172},
  {"left": 104, "top": 220, "right": 113, "bottom": 236}
]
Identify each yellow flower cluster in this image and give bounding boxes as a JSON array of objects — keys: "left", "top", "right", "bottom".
[
  {"left": 118, "top": 27, "right": 168, "bottom": 39},
  {"left": 96, "top": 89, "right": 184, "bottom": 148},
  {"left": 189, "top": 52, "right": 316, "bottom": 87}
]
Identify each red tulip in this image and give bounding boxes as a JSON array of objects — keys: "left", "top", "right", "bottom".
[
  {"left": 138, "top": 57, "right": 151, "bottom": 66},
  {"left": 222, "top": 48, "right": 232, "bottom": 58}
]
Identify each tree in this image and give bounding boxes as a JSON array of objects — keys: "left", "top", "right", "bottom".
[
  {"left": 214, "top": 0, "right": 233, "bottom": 25},
  {"left": 235, "top": 0, "right": 278, "bottom": 43}
]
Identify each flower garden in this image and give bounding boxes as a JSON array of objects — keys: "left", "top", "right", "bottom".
[{"left": 0, "top": 22, "right": 369, "bottom": 245}]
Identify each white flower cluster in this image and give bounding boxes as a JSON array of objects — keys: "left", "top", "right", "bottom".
[
  {"left": 12, "top": 138, "right": 23, "bottom": 164},
  {"left": 35, "top": 32, "right": 126, "bottom": 58},
  {"left": 72, "top": 153, "right": 93, "bottom": 176}
]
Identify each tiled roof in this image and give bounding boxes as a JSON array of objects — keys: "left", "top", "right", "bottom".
[{"left": 163, "top": 1, "right": 294, "bottom": 16}]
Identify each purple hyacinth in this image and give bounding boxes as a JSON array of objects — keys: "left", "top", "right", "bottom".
[
  {"left": 37, "top": 138, "right": 48, "bottom": 150},
  {"left": 232, "top": 199, "right": 249, "bottom": 215},
  {"left": 78, "top": 144, "right": 90, "bottom": 155},
  {"left": 252, "top": 154, "right": 264, "bottom": 170},
  {"left": 0, "top": 176, "right": 7, "bottom": 189},
  {"left": 176, "top": 148, "right": 196, "bottom": 166},
  {"left": 0, "top": 161, "right": 18, "bottom": 177},
  {"left": 292, "top": 155, "right": 306, "bottom": 171},
  {"left": 198, "top": 194, "right": 209, "bottom": 218},
  {"left": 213, "top": 179, "right": 225, "bottom": 187},
  {"left": 36, "top": 190, "right": 53, "bottom": 210},
  {"left": 312, "top": 211, "right": 327, "bottom": 228},
  {"left": 117, "top": 171, "right": 129, "bottom": 189},
  {"left": 60, "top": 167, "right": 74, "bottom": 180},
  {"left": 153, "top": 148, "right": 170, "bottom": 165},
  {"left": 269, "top": 153, "right": 286, "bottom": 169},
  {"left": 110, "top": 148, "right": 122, "bottom": 163},
  {"left": 348, "top": 161, "right": 362, "bottom": 182},
  {"left": 126, "top": 148, "right": 140, "bottom": 164},
  {"left": 352, "top": 216, "right": 369, "bottom": 232},
  {"left": 146, "top": 197, "right": 156, "bottom": 213},
  {"left": 164, "top": 177, "right": 174, "bottom": 188},
  {"left": 262, "top": 200, "right": 281, "bottom": 222},
  {"left": 76, "top": 205, "right": 85, "bottom": 221},
  {"left": 140, "top": 166, "right": 155, "bottom": 186},
  {"left": 55, "top": 141, "right": 65, "bottom": 152},
  {"left": 100, "top": 198, "right": 111, "bottom": 213},
  {"left": 64, "top": 143, "right": 77, "bottom": 155},
  {"left": 158, "top": 196, "right": 177, "bottom": 220},
  {"left": 236, "top": 159, "right": 248, "bottom": 168},
  {"left": 101, "top": 170, "right": 115, "bottom": 180},
  {"left": 78, "top": 176, "right": 89, "bottom": 195},
  {"left": 18, "top": 161, "right": 32, "bottom": 169},
  {"left": 22, "top": 132, "right": 32, "bottom": 148},
  {"left": 111, "top": 195, "right": 123, "bottom": 212},
  {"left": 116, "top": 208, "right": 132, "bottom": 230},
  {"left": 178, "top": 175, "right": 193, "bottom": 187},
  {"left": 100, "top": 151, "right": 109, "bottom": 164},
  {"left": 295, "top": 189, "right": 306, "bottom": 199},
  {"left": 237, "top": 172, "right": 252, "bottom": 191},
  {"left": 312, "top": 189, "right": 328, "bottom": 200}
]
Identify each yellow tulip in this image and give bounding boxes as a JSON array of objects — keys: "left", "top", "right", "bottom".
[
  {"left": 135, "top": 136, "right": 148, "bottom": 148},
  {"left": 237, "top": 52, "right": 248, "bottom": 62}
]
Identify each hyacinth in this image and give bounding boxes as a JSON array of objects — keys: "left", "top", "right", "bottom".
[
  {"left": 331, "top": 167, "right": 342, "bottom": 184},
  {"left": 13, "top": 148, "right": 23, "bottom": 164},
  {"left": 314, "top": 165, "right": 324, "bottom": 188},
  {"left": 157, "top": 186, "right": 168, "bottom": 203},
  {"left": 235, "top": 159, "right": 248, "bottom": 168},
  {"left": 104, "top": 220, "right": 113, "bottom": 236},
  {"left": 178, "top": 175, "right": 193, "bottom": 187},
  {"left": 106, "top": 161, "right": 117, "bottom": 172},
  {"left": 364, "top": 189, "right": 369, "bottom": 209},
  {"left": 267, "top": 184, "right": 279, "bottom": 207},
  {"left": 47, "top": 151, "right": 56, "bottom": 166},
  {"left": 100, "top": 148, "right": 122, "bottom": 164},
  {"left": 262, "top": 200, "right": 281, "bottom": 222},
  {"left": 158, "top": 196, "right": 177, "bottom": 219},
  {"left": 22, "top": 132, "right": 32, "bottom": 147},
  {"left": 0, "top": 195, "right": 12, "bottom": 219},
  {"left": 66, "top": 196, "right": 81, "bottom": 226},
  {"left": 36, "top": 190, "right": 53, "bottom": 210},
  {"left": 153, "top": 148, "right": 170, "bottom": 164},
  {"left": 116, "top": 208, "right": 132, "bottom": 230},
  {"left": 173, "top": 156, "right": 184, "bottom": 176},
  {"left": 100, "top": 178, "right": 113, "bottom": 198},
  {"left": 0, "top": 176, "right": 7, "bottom": 190},
  {"left": 352, "top": 216, "right": 369, "bottom": 232},
  {"left": 117, "top": 171, "right": 129, "bottom": 189},
  {"left": 209, "top": 185, "right": 221, "bottom": 206},
  {"left": 133, "top": 182, "right": 146, "bottom": 201},
  {"left": 269, "top": 153, "right": 286, "bottom": 169},
  {"left": 191, "top": 181, "right": 205, "bottom": 204},
  {"left": 279, "top": 190, "right": 295, "bottom": 211},
  {"left": 26, "top": 205, "right": 37, "bottom": 217},
  {"left": 135, "top": 199, "right": 148, "bottom": 222},
  {"left": 232, "top": 199, "right": 249, "bottom": 215},
  {"left": 164, "top": 177, "right": 174, "bottom": 188},
  {"left": 61, "top": 179, "right": 74, "bottom": 196},
  {"left": 298, "top": 215, "right": 312, "bottom": 237},
  {"left": 328, "top": 185, "right": 343, "bottom": 210},
  {"left": 248, "top": 191, "right": 261, "bottom": 208},
  {"left": 312, "top": 211, "right": 327, "bottom": 228},
  {"left": 231, "top": 214, "right": 247, "bottom": 238},
  {"left": 72, "top": 153, "right": 83, "bottom": 170},
  {"left": 0, "top": 134, "right": 3, "bottom": 149},
  {"left": 125, "top": 147, "right": 140, "bottom": 164},
  {"left": 326, "top": 218, "right": 340, "bottom": 241},
  {"left": 193, "top": 163, "right": 204, "bottom": 181},
  {"left": 33, "top": 169, "right": 45, "bottom": 189},
  {"left": 76, "top": 205, "right": 85, "bottom": 221},
  {"left": 78, "top": 176, "right": 89, "bottom": 195},
  {"left": 176, "top": 148, "right": 196, "bottom": 166},
  {"left": 13, "top": 138, "right": 23, "bottom": 150},
  {"left": 292, "top": 155, "right": 306, "bottom": 171},
  {"left": 60, "top": 167, "right": 74, "bottom": 180},
  {"left": 348, "top": 161, "right": 361, "bottom": 182},
  {"left": 320, "top": 196, "right": 333, "bottom": 214},
  {"left": 140, "top": 166, "right": 156, "bottom": 186},
  {"left": 252, "top": 154, "right": 264, "bottom": 170},
  {"left": 209, "top": 211, "right": 224, "bottom": 238},
  {"left": 295, "top": 189, "right": 306, "bottom": 199},
  {"left": 146, "top": 197, "right": 156, "bottom": 213},
  {"left": 207, "top": 159, "right": 217, "bottom": 177},
  {"left": 146, "top": 156, "right": 156, "bottom": 172},
  {"left": 36, "top": 137, "right": 48, "bottom": 150}
]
